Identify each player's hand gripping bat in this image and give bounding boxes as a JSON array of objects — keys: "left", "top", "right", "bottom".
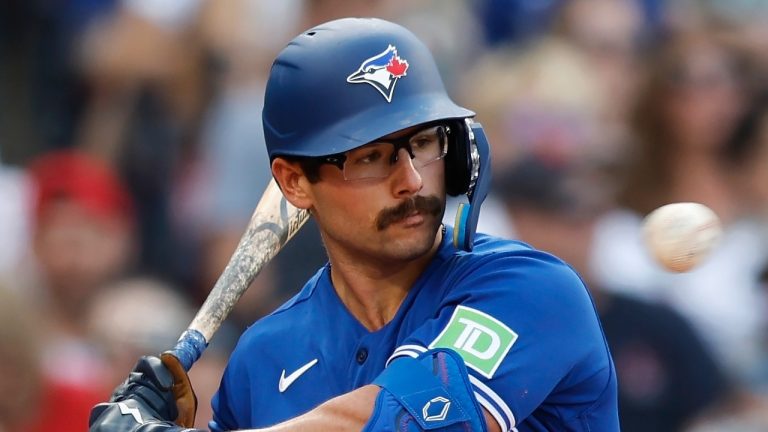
[
  {"left": 88, "top": 179, "right": 308, "bottom": 429},
  {"left": 166, "top": 177, "right": 310, "bottom": 371}
]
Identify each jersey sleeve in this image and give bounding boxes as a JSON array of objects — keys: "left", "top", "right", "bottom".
[{"left": 388, "top": 249, "right": 614, "bottom": 431}]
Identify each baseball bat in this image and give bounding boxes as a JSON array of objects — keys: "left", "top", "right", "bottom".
[{"left": 167, "top": 177, "right": 310, "bottom": 371}]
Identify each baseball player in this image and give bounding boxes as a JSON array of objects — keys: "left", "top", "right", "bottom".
[{"left": 89, "top": 18, "right": 619, "bottom": 431}]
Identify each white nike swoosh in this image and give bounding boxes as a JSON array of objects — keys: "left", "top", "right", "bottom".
[{"left": 279, "top": 358, "right": 319, "bottom": 393}]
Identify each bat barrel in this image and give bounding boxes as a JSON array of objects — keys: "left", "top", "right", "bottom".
[
  {"left": 164, "top": 179, "right": 310, "bottom": 372},
  {"left": 167, "top": 329, "right": 209, "bottom": 371}
]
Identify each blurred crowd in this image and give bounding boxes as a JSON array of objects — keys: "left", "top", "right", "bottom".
[{"left": 1, "top": 0, "right": 768, "bottom": 431}]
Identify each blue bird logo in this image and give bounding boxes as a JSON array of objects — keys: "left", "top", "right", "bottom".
[{"left": 347, "top": 45, "right": 409, "bottom": 102}]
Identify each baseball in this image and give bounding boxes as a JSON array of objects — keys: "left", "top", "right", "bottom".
[{"left": 642, "top": 202, "right": 722, "bottom": 273}]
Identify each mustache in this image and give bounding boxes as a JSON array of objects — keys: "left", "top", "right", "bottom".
[{"left": 376, "top": 195, "right": 443, "bottom": 231}]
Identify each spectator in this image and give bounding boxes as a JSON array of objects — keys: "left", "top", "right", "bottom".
[
  {"left": 22, "top": 149, "right": 136, "bottom": 415},
  {"left": 496, "top": 154, "right": 732, "bottom": 432},
  {"left": 553, "top": 0, "right": 653, "bottom": 148},
  {"left": 75, "top": 0, "right": 208, "bottom": 282},
  {"left": 0, "top": 281, "right": 109, "bottom": 432},
  {"left": 591, "top": 23, "right": 768, "bottom": 387},
  {"left": 466, "top": 30, "right": 736, "bottom": 429},
  {"left": 447, "top": 37, "right": 610, "bottom": 239}
]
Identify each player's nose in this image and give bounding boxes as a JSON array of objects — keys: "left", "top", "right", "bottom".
[{"left": 390, "top": 148, "right": 423, "bottom": 197}]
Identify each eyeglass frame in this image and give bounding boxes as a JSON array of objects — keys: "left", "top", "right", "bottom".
[{"left": 315, "top": 123, "right": 451, "bottom": 181}]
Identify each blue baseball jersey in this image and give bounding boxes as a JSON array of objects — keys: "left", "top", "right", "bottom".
[{"left": 210, "top": 226, "right": 618, "bottom": 431}]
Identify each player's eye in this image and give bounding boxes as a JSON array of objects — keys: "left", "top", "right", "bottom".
[
  {"left": 348, "top": 148, "right": 385, "bottom": 166},
  {"left": 410, "top": 128, "right": 440, "bottom": 152},
  {"left": 411, "top": 136, "right": 435, "bottom": 151}
]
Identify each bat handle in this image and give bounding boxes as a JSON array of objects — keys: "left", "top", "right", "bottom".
[{"left": 166, "top": 329, "right": 209, "bottom": 371}]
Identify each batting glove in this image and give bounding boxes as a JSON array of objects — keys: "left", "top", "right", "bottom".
[{"left": 89, "top": 356, "right": 202, "bottom": 432}]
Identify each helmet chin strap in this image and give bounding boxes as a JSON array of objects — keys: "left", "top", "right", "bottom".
[{"left": 453, "top": 121, "right": 491, "bottom": 251}]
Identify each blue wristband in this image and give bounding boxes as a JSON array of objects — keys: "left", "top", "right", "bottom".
[{"left": 363, "top": 348, "right": 487, "bottom": 431}]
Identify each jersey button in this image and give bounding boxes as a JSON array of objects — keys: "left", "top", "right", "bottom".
[{"left": 356, "top": 348, "right": 368, "bottom": 364}]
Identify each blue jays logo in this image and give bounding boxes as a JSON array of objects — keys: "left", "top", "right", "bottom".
[{"left": 347, "top": 45, "right": 409, "bottom": 103}]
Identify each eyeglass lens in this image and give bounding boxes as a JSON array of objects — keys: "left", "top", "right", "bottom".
[{"left": 341, "top": 126, "right": 447, "bottom": 180}]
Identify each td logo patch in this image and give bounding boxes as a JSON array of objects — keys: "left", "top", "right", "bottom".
[{"left": 429, "top": 305, "right": 517, "bottom": 378}]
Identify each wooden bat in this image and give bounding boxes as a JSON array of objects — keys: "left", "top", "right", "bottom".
[{"left": 167, "top": 178, "right": 310, "bottom": 371}]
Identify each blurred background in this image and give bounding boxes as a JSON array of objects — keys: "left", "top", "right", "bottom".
[{"left": 1, "top": 0, "right": 768, "bottom": 430}]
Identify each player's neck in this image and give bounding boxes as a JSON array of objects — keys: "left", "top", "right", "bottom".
[{"left": 327, "top": 230, "right": 442, "bottom": 331}]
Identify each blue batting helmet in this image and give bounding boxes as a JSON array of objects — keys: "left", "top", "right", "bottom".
[{"left": 262, "top": 17, "right": 491, "bottom": 251}]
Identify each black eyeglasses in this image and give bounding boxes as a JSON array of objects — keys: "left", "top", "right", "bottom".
[{"left": 319, "top": 125, "right": 450, "bottom": 181}]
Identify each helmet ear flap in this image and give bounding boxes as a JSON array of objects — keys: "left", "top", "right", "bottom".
[
  {"left": 444, "top": 120, "right": 471, "bottom": 196},
  {"left": 446, "top": 119, "right": 492, "bottom": 251}
]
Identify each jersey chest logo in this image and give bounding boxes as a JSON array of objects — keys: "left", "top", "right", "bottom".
[
  {"left": 429, "top": 305, "right": 518, "bottom": 378},
  {"left": 279, "top": 358, "right": 319, "bottom": 393}
]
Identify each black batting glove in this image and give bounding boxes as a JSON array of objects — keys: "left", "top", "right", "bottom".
[{"left": 89, "top": 356, "right": 203, "bottom": 432}]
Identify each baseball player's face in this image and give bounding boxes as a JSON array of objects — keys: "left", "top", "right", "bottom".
[{"left": 309, "top": 124, "right": 447, "bottom": 263}]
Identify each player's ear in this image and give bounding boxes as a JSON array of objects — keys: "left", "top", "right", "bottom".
[{"left": 271, "top": 158, "right": 313, "bottom": 210}]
